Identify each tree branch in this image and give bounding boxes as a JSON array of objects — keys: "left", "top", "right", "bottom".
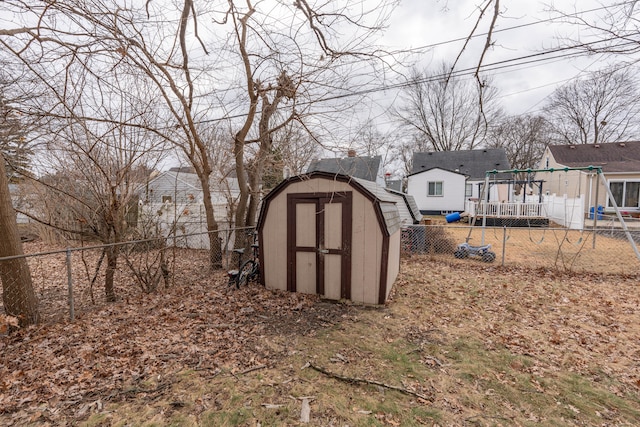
[{"left": 305, "top": 362, "right": 433, "bottom": 402}]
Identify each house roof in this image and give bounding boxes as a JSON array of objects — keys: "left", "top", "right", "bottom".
[
  {"left": 307, "top": 155, "right": 381, "bottom": 182},
  {"left": 407, "top": 166, "right": 467, "bottom": 178},
  {"left": 411, "top": 148, "right": 512, "bottom": 180},
  {"left": 385, "top": 179, "right": 403, "bottom": 192},
  {"left": 147, "top": 170, "right": 241, "bottom": 193},
  {"left": 163, "top": 171, "right": 202, "bottom": 191},
  {"left": 548, "top": 141, "right": 640, "bottom": 173}
]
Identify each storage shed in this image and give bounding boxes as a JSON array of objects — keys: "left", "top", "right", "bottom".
[{"left": 257, "top": 172, "right": 402, "bottom": 305}]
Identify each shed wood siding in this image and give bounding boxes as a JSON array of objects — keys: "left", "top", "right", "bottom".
[
  {"left": 385, "top": 231, "right": 401, "bottom": 301},
  {"left": 259, "top": 173, "right": 400, "bottom": 305}
]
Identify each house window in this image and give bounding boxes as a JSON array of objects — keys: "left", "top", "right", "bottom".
[
  {"left": 609, "top": 181, "right": 640, "bottom": 208},
  {"left": 465, "top": 183, "right": 473, "bottom": 198},
  {"left": 427, "top": 181, "right": 443, "bottom": 197},
  {"left": 162, "top": 195, "right": 172, "bottom": 203}
]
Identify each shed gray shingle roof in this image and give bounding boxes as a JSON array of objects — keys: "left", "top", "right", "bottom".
[
  {"left": 548, "top": 141, "right": 640, "bottom": 173},
  {"left": 262, "top": 172, "right": 401, "bottom": 237},
  {"left": 411, "top": 148, "right": 512, "bottom": 180},
  {"left": 307, "top": 156, "right": 381, "bottom": 182},
  {"left": 351, "top": 176, "right": 401, "bottom": 235},
  {"left": 386, "top": 188, "right": 422, "bottom": 225}
]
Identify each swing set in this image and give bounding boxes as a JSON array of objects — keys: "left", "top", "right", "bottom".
[{"left": 470, "top": 165, "right": 640, "bottom": 262}]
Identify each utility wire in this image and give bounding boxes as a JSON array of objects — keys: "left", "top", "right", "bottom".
[
  {"left": 193, "top": 35, "right": 636, "bottom": 126},
  {"left": 383, "top": 1, "right": 633, "bottom": 53}
]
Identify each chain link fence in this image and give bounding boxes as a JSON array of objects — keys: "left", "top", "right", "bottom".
[
  {"left": 401, "top": 221, "right": 640, "bottom": 276},
  {"left": 4, "top": 220, "right": 640, "bottom": 328},
  {"left": 0, "top": 227, "right": 255, "bottom": 327}
]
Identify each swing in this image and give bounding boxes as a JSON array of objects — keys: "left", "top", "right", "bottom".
[
  {"left": 522, "top": 171, "right": 546, "bottom": 244},
  {"left": 527, "top": 222, "right": 547, "bottom": 244},
  {"left": 564, "top": 229, "right": 586, "bottom": 246}
]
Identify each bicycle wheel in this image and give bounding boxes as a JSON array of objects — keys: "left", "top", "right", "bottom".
[
  {"left": 251, "top": 262, "right": 260, "bottom": 283},
  {"left": 237, "top": 260, "right": 256, "bottom": 287}
]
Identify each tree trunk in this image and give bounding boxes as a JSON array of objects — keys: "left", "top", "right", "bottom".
[
  {"left": 201, "top": 182, "right": 222, "bottom": 269},
  {"left": 0, "top": 153, "right": 39, "bottom": 326},
  {"left": 245, "top": 147, "right": 269, "bottom": 227},
  {"left": 245, "top": 92, "right": 281, "bottom": 226},
  {"left": 104, "top": 244, "right": 119, "bottom": 302}
]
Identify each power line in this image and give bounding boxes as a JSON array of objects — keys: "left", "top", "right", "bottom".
[
  {"left": 390, "top": 1, "right": 634, "bottom": 54},
  {"left": 193, "top": 35, "right": 635, "bottom": 127}
]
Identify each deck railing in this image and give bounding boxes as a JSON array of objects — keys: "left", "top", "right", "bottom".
[{"left": 467, "top": 201, "right": 547, "bottom": 218}]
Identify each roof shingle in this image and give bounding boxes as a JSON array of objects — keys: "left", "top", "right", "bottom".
[
  {"left": 411, "top": 149, "right": 512, "bottom": 180},
  {"left": 548, "top": 141, "right": 640, "bottom": 173},
  {"left": 307, "top": 156, "right": 381, "bottom": 182}
]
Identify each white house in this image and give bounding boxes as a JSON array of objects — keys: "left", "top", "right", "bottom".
[
  {"left": 139, "top": 168, "right": 241, "bottom": 249},
  {"left": 407, "top": 167, "right": 467, "bottom": 214},
  {"left": 407, "top": 149, "right": 512, "bottom": 215},
  {"left": 9, "top": 183, "right": 31, "bottom": 224}
]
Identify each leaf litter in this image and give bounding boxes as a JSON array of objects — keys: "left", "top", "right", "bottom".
[{"left": 1, "top": 248, "right": 640, "bottom": 425}]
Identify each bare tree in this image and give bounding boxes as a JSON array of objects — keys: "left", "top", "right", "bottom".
[
  {"left": 351, "top": 120, "right": 391, "bottom": 157},
  {"left": 0, "top": 152, "right": 39, "bottom": 326},
  {"left": 394, "top": 64, "right": 500, "bottom": 152},
  {"left": 271, "top": 121, "right": 321, "bottom": 177},
  {"left": 550, "top": 2, "right": 640, "bottom": 57},
  {"left": 486, "top": 114, "right": 551, "bottom": 182},
  {"left": 30, "top": 101, "right": 165, "bottom": 301},
  {"left": 0, "top": 0, "right": 506, "bottom": 278},
  {"left": 0, "top": 88, "right": 39, "bottom": 325},
  {"left": 544, "top": 67, "right": 640, "bottom": 145},
  {"left": 0, "top": 0, "right": 232, "bottom": 269},
  {"left": 220, "top": 0, "right": 399, "bottom": 237},
  {"left": 1, "top": 37, "right": 167, "bottom": 302}
]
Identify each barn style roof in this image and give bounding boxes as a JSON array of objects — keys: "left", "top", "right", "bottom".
[
  {"left": 307, "top": 155, "right": 382, "bottom": 182},
  {"left": 548, "top": 141, "right": 640, "bottom": 173},
  {"left": 386, "top": 188, "right": 422, "bottom": 225},
  {"left": 260, "top": 171, "right": 401, "bottom": 236},
  {"left": 350, "top": 176, "right": 402, "bottom": 235},
  {"left": 411, "top": 148, "right": 512, "bottom": 180}
]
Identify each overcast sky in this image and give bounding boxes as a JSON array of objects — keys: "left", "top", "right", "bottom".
[{"left": 381, "top": 0, "right": 623, "bottom": 115}]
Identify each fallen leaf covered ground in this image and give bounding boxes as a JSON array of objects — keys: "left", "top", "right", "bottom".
[{"left": 1, "top": 247, "right": 640, "bottom": 426}]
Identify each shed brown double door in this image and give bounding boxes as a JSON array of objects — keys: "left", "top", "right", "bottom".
[{"left": 287, "top": 192, "right": 352, "bottom": 299}]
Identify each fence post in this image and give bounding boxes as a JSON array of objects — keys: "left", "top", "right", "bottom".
[
  {"left": 66, "top": 248, "right": 75, "bottom": 321},
  {"left": 502, "top": 226, "right": 507, "bottom": 266}
]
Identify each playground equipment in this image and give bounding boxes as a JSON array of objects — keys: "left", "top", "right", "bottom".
[{"left": 454, "top": 242, "right": 496, "bottom": 263}]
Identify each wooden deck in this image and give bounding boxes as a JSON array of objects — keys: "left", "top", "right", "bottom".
[{"left": 466, "top": 201, "right": 548, "bottom": 226}]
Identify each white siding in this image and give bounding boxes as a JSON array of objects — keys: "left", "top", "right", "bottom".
[{"left": 407, "top": 168, "right": 466, "bottom": 213}]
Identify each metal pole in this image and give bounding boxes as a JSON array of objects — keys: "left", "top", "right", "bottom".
[
  {"left": 481, "top": 174, "right": 489, "bottom": 245},
  {"left": 502, "top": 225, "right": 507, "bottom": 266},
  {"left": 592, "top": 171, "right": 599, "bottom": 249},
  {"left": 598, "top": 172, "right": 640, "bottom": 261},
  {"left": 66, "top": 248, "right": 75, "bottom": 321}
]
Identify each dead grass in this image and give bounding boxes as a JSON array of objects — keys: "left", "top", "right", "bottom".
[
  {"left": 445, "top": 225, "right": 640, "bottom": 274},
  {"left": 2, "top": 247, "right": 640, "bottom": 426}
]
